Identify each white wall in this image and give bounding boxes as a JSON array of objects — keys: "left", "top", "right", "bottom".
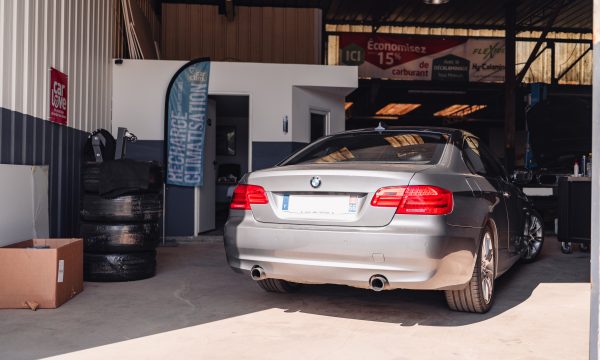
[
  {"left": 292, "top": 86, "right": 347, "bottom": 143},
  {"left": 0, "top": 165, "right": 49, "bottom": 247},
  {"left": 112, "top": 60, "right": 357, "bottom": 146},
  {"left": 0, "top": 0, "right": 112, "bottom": 131}
]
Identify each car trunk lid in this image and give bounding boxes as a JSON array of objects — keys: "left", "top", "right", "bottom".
[{"left": 246, "top": 163, "right": 430, "bottom": 227}]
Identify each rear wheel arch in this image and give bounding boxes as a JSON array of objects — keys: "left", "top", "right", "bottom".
[{"left": 445, "top": 220, "right": 497, "bottom": 313}]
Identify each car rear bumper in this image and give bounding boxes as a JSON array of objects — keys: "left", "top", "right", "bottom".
[{"left": 224, "top": 211, "right": 482, "bottom": 291}]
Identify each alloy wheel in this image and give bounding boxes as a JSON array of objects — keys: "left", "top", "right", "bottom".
[
  {"left": 523, "top": 214, "right": 544, "bottom": 260},
  {"left": 480, "top": 231, "right": 494, "bottom": 304}
]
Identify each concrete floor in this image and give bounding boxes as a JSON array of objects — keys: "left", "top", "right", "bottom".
[{"left": 0, "top": 236, "right": 590, "bottom": 360}]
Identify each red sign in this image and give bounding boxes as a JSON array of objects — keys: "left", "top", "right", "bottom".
[
  {"left": 339, "top": 34, "right": 505, "bottom": 82},
  {"left": 340, "top": 34, "right": 465, "bottom": 70},
  {"left": 49, "top": 68, "right": 68, "bottom": 125}
]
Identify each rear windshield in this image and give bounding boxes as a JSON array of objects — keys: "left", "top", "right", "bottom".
[{"left": 281, "top": 131, "right": 448, "bottom": 166}]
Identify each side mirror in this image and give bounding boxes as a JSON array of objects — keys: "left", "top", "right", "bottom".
[{"left": 510, "top": 169, "right": 532, "bottom": 185}]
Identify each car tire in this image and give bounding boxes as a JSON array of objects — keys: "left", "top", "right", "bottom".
[
  {"left": 521, "top": 210, "right": 544, "bottom": 263},
  {"left": 84, "top": 251, "right": 156, "bottom": 282},
  {"left": 256, "top": 279, "right": 303, "bottom": 293},
  {"left": 445, "top": 224, "right": 496, "bottom": 313},
  {"left": 81, "top": 193, "right": 162, "bottom": 222},
  {"left": 82, "top": 161, "right": 163, "bottom": 194},
  {"left": 80, "top": 222, "right": 160, "bottom": 253}
]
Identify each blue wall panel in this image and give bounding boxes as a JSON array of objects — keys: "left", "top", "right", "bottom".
[
  {"left": 0, "top": 107, "right": 87, "bottom": 238},
  {"left": 252, "top": 141, "right": 308, "bottom": 170}
]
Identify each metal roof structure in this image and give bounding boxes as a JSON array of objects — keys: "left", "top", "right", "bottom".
[
  {"left": 162, "top": 0, "right": 593, "bottom": 33},
  {"left": 324, "top": 0, "right": 592, "bottom": 33}
]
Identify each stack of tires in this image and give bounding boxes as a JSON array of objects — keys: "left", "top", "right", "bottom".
[{"left": 80, "top": 161, "right": 163, "bottom": 282}]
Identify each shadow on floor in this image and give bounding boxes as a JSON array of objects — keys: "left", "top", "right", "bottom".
[
  {"left": 285, "top": 242, "right": 589, "bottom": 326},
  {"left": 0, "top": 236, "right": 589, "bottom": 360}
]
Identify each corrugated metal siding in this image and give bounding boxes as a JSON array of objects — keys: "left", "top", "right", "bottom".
[
  {"left": 161, "top": 4, "right": 322, "bottom": 64},
  {"left": 112, "top": 0, "right": 161, "bottom": 59},
  {"left": 0, "top": 0, "right": 113, "bottom": 238},
  {"left": 0, "top": 0, "right": 112, "bottom": 131},
  {"left": 326, "top": 25, "right": 592, "bottom": 85}
]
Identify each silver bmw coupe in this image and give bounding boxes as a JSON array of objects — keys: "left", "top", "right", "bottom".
[{"left": 224, "top": 127, "right": 544, "bottom": 313}]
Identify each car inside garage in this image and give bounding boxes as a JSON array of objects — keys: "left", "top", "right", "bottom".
[{"left": 0, "top": 0, "right": 597, "bottom": 359}]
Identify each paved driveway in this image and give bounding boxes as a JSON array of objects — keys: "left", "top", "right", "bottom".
[{"left": 0, "top": 237, "right": 590, "bottom": 360}]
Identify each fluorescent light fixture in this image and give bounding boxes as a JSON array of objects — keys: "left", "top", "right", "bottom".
[
  {"left": 434, "top": 104, "right": 487, "bottom": 117},
  {"left": 344, "top": 102, "right": 354, "bottom": 110},
  {"left": 424, "top": 0, "right": 450, "bottom": 4},
  {"left": 376, "top": 103, "right": 421, "bottom": 116}
]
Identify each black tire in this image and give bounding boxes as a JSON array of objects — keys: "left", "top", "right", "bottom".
[
  {"left": 84, "top": 251, "right": 156, "bottom": 282},
  {"left": 80, "top": 222, "right": 160, "bottom": 253},
  {"left": 81, "top": 193, "right": 162, "bottom": 222},
  {"left": 81, "top": 162, "right": 101, "bottom": 192},
  {"left": 256, "top": 279, "right": 303, "bottom": 293},
  {"left": 521, "top": 210, "right": 545, "bottom": 263},
  {"left": 445, "top": 224, "right": 496, "bottom": 313},
  {"left": 82, "top": 161, "right": 163, "bottom": 194}
]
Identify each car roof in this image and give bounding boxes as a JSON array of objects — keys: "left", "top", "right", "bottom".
[{"left": 339, "top": 126, "right": 476, "bottom": 139}]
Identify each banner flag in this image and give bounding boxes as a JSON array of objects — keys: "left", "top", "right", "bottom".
[
  {"left": 165, "top": 58, "right": 211, "bottom": 187},
  {"left": 339, "top": 34, "right": 505, "bottom": 83}
]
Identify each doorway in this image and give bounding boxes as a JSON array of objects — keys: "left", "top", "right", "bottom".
[
  {"left": 195, "top": 95, "right": 250, "bottom": 235},
  {"left": 310, "top": 110, "right": 330, "bottom": 141}
]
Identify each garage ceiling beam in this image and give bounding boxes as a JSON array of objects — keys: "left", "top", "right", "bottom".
[
  {"left": 327, "top": 30, "right": 592, "bottom": 44},
  {"left": 325, "top": 19, "right": 590, "bottom": 34},
  {"left": 504, "top": 1, "right": 517, "bottom": 172},
  {"left": 516, "top": 0, "right": 566, "bottom": 83}
]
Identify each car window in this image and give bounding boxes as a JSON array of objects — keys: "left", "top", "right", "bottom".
[
  {"left": 280, "top": 131, "right": 448, "bottom": 166},
  {"left": 479, "top": 141, "right": 507, "bottom": 179},
  {"left": 463, "top": 137, "right": 486, "bottom": 175},
  {"left": 463, "top": 137, "right": 505, "bottom": 178}
]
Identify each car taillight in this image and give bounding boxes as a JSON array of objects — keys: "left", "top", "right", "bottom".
[
  {"left": 371, "top": 185, "right": 453, "bottom": 215},
  {"left": 230, "top": 184, "right": 269, "bottom": 210}
]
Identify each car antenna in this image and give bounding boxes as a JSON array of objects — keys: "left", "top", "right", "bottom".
[{"left": 375, "top": 122, "right": 386, "bottom": 133}]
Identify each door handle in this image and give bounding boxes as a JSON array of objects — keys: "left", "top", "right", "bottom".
[{"left": 502, "top": 192, "right": 511, "bottom": 198}]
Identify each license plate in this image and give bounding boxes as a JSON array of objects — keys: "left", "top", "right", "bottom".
[{"left": 282, "top": 194, "right": 358, "bottom": 215}]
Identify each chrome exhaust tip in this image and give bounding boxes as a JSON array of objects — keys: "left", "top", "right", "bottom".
[
  {"left": 250, "top": 266, "right": 266, "bottom": 281},
  {"left": 369, "top": 275, "right": 389, "bottom": 292}
]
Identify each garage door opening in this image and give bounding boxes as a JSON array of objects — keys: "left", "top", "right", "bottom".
[
  {"left": 346, "top": 82, "right": 517, "bottom": 167},
  {"left": 196, "top": 95, "right": 250, "bottom": 235}
]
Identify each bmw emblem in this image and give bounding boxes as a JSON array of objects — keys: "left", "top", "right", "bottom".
[{"left": 310, "top": 176, "right": 321, "bottom": 189}]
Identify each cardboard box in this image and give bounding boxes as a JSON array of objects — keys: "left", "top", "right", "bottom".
[{"left": 0, "top": 239, "right": 83, "bottom": 309}]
